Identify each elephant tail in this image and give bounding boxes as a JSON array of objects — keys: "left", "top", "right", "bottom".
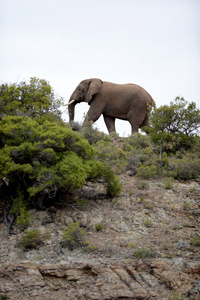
[{"left": 140, "top": 114, "right": 149, "bottom": 129}]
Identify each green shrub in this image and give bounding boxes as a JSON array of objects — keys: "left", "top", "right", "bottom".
[
  {"left": 80, "top": 122, "right": 107, "bottom": 144},
  {"left": 103, "top": 166, "right": 122, "bottom": 197},
  {"left": 137, "top": 164, "right": 157, "bottom": 179},
  {"left": 173, "top": 159, "right": 200, "bottom": 180},
  {"left": 124, "top": 133, "right": 151, "bottom": 150},
  {"left": 144, "top": 219, "right": 153, "bottom": 228},
  {"left": 10, "top": 192, "right": 32, "bottom": 230},
  {"left": 162, "top": 177, "right": 174, "bottom": 189},
  {"left": 133, "top": 248, "right": 157, "bottom": 259},
  {"left": 0, "top": 294, "right": 8, "bottom": 300},
  {"left": 95, "top": 223, "right": 104, "bottom": 231},
  {"left": 19, "top": 229, "right": 41, "bottom": 251},
  {"left": 138, "top": 181, "right": 149, "bottom": 190},
  {"left": 62, "top": 222, "right": 86, "bottom": 250},
  {"left": 129, "top": 243, "right": 136, "bottom": 248},
  {"left": 94, "top": 140, "right": 127, "bottom": 173},
  {"left": 16, "top": 207, "right": 32, "bottom": 230},
  {"left": 190, "top": 236, "right": 200, "bottom": 247},
  {"left": 149, "top": 97, "right": 200, "bottom": 153}
]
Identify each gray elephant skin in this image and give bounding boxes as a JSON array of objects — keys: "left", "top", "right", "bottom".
[{"left": 67, "top": 78, "right": 154, "bottom": 134}]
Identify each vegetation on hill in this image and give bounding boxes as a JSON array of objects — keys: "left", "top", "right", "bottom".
[{"left": 0, "top": 78, "right": 200, "bottom": 231}]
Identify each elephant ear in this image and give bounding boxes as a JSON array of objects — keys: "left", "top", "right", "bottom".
[{"left": 86, "top": 79, "right": 102, "bottom": 104}]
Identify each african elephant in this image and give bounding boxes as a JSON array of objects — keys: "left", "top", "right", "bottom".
[{"left": 66, "top": 78, "right": 154, "bottom": 134}]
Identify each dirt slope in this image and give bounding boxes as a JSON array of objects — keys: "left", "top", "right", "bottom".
[{"left": 0, "top": 174, "right": 200, "bottom": 299}]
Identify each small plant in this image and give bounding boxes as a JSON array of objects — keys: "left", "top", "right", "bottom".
[
  {"left": 95, "top": 223, "right": 104, "bottom": 232},
  {"left": 173, "top": 159, "right": 200, "bottom": 180},
  {"left": 16, "top": 207, "right": 32, "bottom": 230},
  {"left": 144, "top": 219, "right": 153, "bottom": 228},
  {"left": 137, "top": 164, "right": 157, "bottom": 179},
  {"left": 183, "top": 202, "right": 190, "bottom": 211},
  {"left": 162, "top": 177, "right": 174, "bottom": 189},
  {"left": 139, "top": 195, "right": 144, "bottom": 202},
  {"left": 138, "top": 181, "right": 149, "bottom": 190},
  {"left": 189, "top": 185, "right": 196, "bottom": 193},
  {"left": 144, "top": 202, "right": 154, "bottom": 210},
  {"left": 133, "top": 248, "right": 157, "bottom": 259},
  {"left": 62, "top": 222, "right": 86, "bottom": 250},
  {"left": 74, "top": 198, "right": 87, "bottom": 209},
  {"left": 84, "top": 242, "right": 97, "bottom": 252},
  {"left": 129, "top": 243, "right": 136, "bottom": 248},
  {"left": 0, "top": 294, "right": 8, "bottom": 300},
  {"left": 169, "top": 290, "right": 186, "bottom": 300},
  {"left": 19, "top": 229, "right": 41, "bottom": 251},
  {"left": 190, "top": 236, "right": 200, "bottom": 247}
]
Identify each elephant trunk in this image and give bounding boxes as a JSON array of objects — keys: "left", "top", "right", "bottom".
[{"left": 68, "top": 99, "right": 76, "bottom": 121}]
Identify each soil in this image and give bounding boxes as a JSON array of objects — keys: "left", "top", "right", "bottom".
[{"left": 0, "top": 173, "right": 200, "bottom": 299}]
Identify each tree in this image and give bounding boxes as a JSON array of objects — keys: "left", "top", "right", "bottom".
[
  {"left": 149, "top": 97, "right": 200, "bottom": 152},
  {"left": 0, "top": 77, "right": 63, "bottom": 121}
]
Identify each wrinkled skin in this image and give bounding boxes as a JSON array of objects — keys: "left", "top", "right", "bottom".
[{"left": 68, "top": 78, "right": 154, "bottom": 134}]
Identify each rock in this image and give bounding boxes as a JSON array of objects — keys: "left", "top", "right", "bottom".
[{"left": 82, "top": 183, "right": 107, "bottom": 198}]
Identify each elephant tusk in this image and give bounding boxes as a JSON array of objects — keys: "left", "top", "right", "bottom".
[{"left": 64, "top": 99, "right": 76, "bottom": 106}]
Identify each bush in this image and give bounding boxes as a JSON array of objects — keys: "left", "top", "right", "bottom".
[
  {"left": 133, "top": 248, "right": 157, "bottom": 259},
  {"left": 103, "top": 166, "right": 122, "bottom": 197},
  {"left": 124, "top": 133, "right": 151, "bottom": 150},
  {"left": 94, "top": 139, "right": 127, "bottom": 173},
  {"left": 62, "top": 222, "right": 86, "bottom": 250},
  {"left": 137, "top": 164, "right": 157, "bottom": 179},
  {"left": 80, "top": 122, "right": 107, "bottom": 144},
  {"left": 162, "top": 177, "right": 174, "bottom": 189},
  {"left": 19, "top": 229, "right": 41, "bottom": 251},
  {"left": 0, "top": 294, "right": 8, "bottom": 300},
  {"left": 149, "top": 97, "right": 200, "bottom": 153},
  {"left": 15, "top": 207, "right": 32, "bottom": 230},
  {"left": 95, "top": 223, "right": 104, "bottom": 231},
  {"left": 138, "top": 181, "right": 149, "bottom": 190},
  {"left": 190, "top": 236, "right": 200, "bottom": 247},
  {"left": 173, "top": 159, "right": 200, "bottom": 180}
]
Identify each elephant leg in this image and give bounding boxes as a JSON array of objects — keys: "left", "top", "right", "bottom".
[
  {"left": 103, "top": 115, "right": 116, "bottom": 133},
  {"left": 87, "top": 102, "right": 106, "bottom": 122},
  {"left": 128, "top": 113, "right": 142, "bottom": 133}
]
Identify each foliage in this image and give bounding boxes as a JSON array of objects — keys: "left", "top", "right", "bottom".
[
  {"left": 172, "top": 158, "right": 200, "bottom": 180},
  {"left": 103, "top": 166, "right": 122, "bottom": 197},
  {"left": 9, "top": 190, "right": 31, "bottom": 230},
  {"left": 162, "top": 177, "right": 174, "bottom": 189},
  {"left": 125, "top": 135, "right": 155, "bottom": 176},
  {"left": 149, "top": 97, "right": 200, "bottom": 153},
  {"left": 94, "top": 139, "right": 127, "bottom": 173},
  {"left": 133, "top": 248, "right": 157, "bottom": 259},
  {"left": 80, "top": 122, "right": 107, "bottom": 144},
  {"left": 0, "top": 116, "right": 107, "bottom": 203},
  {"left": 16, "top": 207, "right": 32, "bottom": 230},
  {"left": 95, "top": 223, "right": 104, "bottom": 231},
  {"left": 190, "top": 236, "right": 200, "bottom": 247},
  {"left": 0, "top": 77, "right": 63, "bottom": 121},
  {"left": 62, "top": 222, "right": 86, "bottom": 250},
  {"left": 144, "top": 219, "right": 153, "bottom": 228},
  {"left": 123, "top": 133, "right": 151, "bottom": 150},
  {"left": 138, "top": 181, "right": 149, "bottom": 190},
  {"left": 137, "top": 164, "right": 157, "bottom": 179},
  {"left": 0, "top": 294, "right": 8, "bottom": 300},
  {"left": 19, "top": 229, "right": 41, "bottom": 251}
]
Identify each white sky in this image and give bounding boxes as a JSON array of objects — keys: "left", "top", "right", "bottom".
[{"left": 1, "top": 0, "right": 200, "bottom": 136}]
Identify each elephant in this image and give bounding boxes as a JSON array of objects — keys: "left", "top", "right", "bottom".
[{"left": 66, "top": 78, "right": 154, "bottom": 134}]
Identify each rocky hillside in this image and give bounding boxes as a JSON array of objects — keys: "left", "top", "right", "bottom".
[{"left": 0, "top": 174, "right": 200, "bottom": 300}]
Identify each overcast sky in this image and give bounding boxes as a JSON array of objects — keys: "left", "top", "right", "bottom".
[{"left": 1, "top": 0, "right": 200, "bottom": 136}]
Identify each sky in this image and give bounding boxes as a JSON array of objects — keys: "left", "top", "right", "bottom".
[{"left": 1, "top": 0, "right": 200, "bottom": 136}]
